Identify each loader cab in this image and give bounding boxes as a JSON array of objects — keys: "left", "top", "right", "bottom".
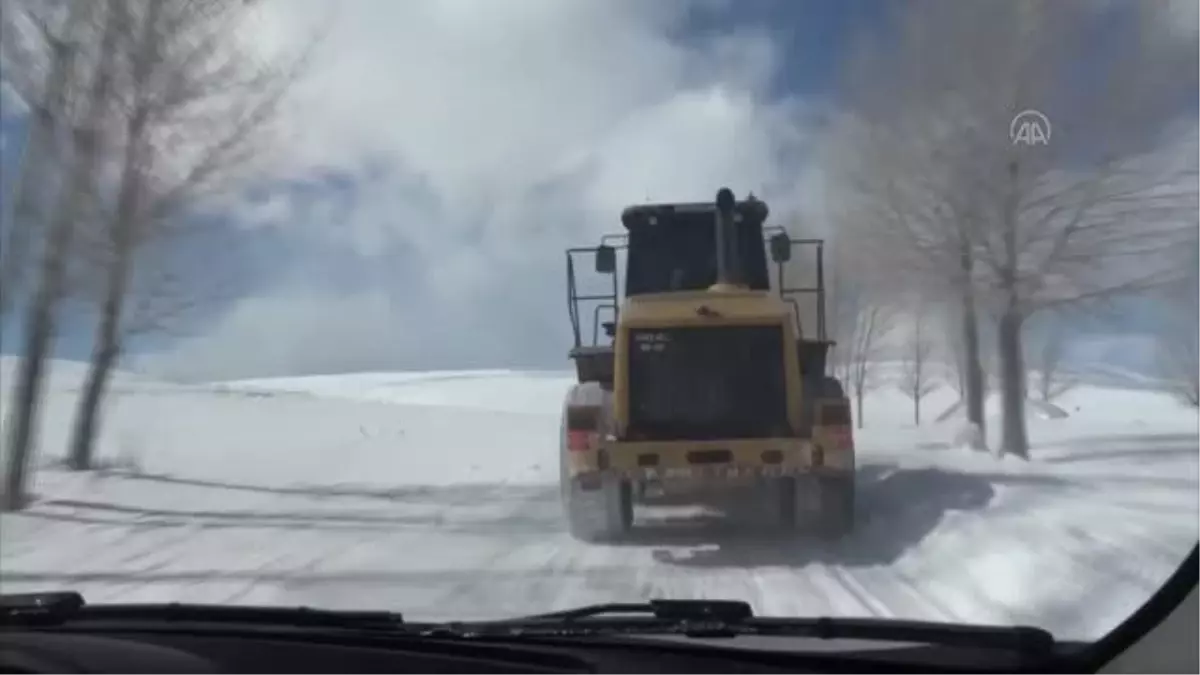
[
  {"left": 566, "top": 189, "right": 832, "bottom": 389},
  {"left": 609, "top": 199, "right": 772, "bottom": 296}
]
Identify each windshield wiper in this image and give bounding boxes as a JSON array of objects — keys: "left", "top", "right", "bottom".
[
  {"left": 3, "top": 593, "right": 1055, "bottom": 656},
  {"left": 1, "top": 591, "right": 404, "bottom": 631},
  {"left": 424, "top": 599, "right": 1057, "bottom": 656}
]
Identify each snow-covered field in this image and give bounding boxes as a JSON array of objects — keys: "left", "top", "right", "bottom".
[{"left": 1, "top": 357, "right": 1196, "bottom": 641}]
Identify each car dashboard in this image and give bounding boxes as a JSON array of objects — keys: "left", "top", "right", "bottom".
[{"left": 0, "top": 622, "right": 1084, "bottom": 674}]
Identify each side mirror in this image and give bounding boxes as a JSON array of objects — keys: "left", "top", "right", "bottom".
[
  {"left": 595, "top": 245, "right": 616, "bottom": 273},
  {"left": 769, "top": 233, "right": 792, "bottom": 263}
]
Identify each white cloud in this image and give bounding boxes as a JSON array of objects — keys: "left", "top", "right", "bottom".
[
  {"left": 1084, "top": 0, "right": 1200, "bottom": 37},
  {"left": 0, "top": 80, "right": 26, "bottom": 117},
  {"left": 1161, "top": 0, "right": 1200, "bottom": 38},
  {"left": 145, "top": 0, "right": 825, "bottom": 379}
]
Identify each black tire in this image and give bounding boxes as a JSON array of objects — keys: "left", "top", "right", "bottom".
[
  {"left": 813, "top": 474, "right": 855, "bottom": 538},
  {"left": 802, "top": 375, "right": 854, "bottom": 537},
  {"left": 791, "top": 473, "right": 855, "bottom": 538},
  {"left": 817, "top": 375, "right": 846, "bottom": 400},
  {"left": 776, "top": 477, "right": 797, "bottom": 529},
  {"left": 558, "top": 383, "right": 631, "bottom": 543},
  {"left": 735, "top": 477, "right": 795, "bottom": 532},
  {"left": 563, "top": 475, "right": 632, "bottom": 543}
]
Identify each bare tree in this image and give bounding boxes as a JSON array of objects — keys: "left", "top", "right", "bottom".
[
  {"left": 65, "top": 0, "right": 309, "bottom": 471},
  {"left": 897, "top": 307, "right": 939, "bottom": 424},
  {"left": 1156, "top": 317, "right": 1199, "bottom": 408},
  {"left": 830, "top": 1, "right": 994, "bottom": 449},
  {"left": 932, "top": 302, "right": 992, "bottom": 434},
  {"left": 838, "top": 301, "right": 895, "bottom": 429},
  {"left": 1026, "top": 313, "right": 1077, "bottom": 403},
  {"left": 2, "top": 0, "right": 118, "bottom": 511},
  {"left": 1154, "top": 245, "right": 1199, "bottom": 407},
  {"left": 833, "top": 0, "right": 1197, "bottom": 459},
  {"left": 941, "top": 313, "right": 966, "bottom": 396},
  {"left": 973, "top": 2, "right": 1195, "bottom": 458}
]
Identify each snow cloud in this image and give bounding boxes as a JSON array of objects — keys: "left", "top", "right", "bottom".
[
  {"left": 146, "top": 0, "right": 822, "bottom": 379},
  {"left": 135, "top": 0, "right": 1194, "bottom": 380}
]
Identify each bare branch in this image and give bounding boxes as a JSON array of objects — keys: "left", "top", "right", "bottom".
[
  {"left": 1026, "top": 313, "right": 1077, "bottom": 403},
  {"left": 1153, "top": 242, "right": 1199, "bottom": 407},
  {"left": 897, "top": 302, "right": 940, "bottom": 424},
  {"left": 835, "top": 295, "right": 897, "bottom": 429}
]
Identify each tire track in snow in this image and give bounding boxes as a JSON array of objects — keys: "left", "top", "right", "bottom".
[
  {"left": 269, "top": 484, "right": 567, "bottom": 615},
  {"left": 288, "top": 482, "right": 573, "bottom": 614}
]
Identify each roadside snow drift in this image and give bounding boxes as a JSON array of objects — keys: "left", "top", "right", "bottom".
[{"left": 1, "top": 356, "right": 1196, "bottom": 641}]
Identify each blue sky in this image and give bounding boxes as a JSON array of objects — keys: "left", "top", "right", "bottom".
[{"left": 0, "top": 0, "right": 1195, "bottom": 379}]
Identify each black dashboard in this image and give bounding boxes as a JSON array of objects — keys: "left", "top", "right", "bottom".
[{"left": 0, "top": 624, "right": 1080, "bottom": 674}]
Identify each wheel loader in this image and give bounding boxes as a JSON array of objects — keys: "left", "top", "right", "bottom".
[{"left": 559, "top": 187, "right": 856, "bottom": 542}]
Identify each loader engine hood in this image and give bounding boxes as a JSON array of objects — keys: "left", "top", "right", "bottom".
[
  {"left": 617, "top": 289, "right": 791, "bottom": 325},
  {"left": 612, "top": 293, "right": 799, "bottom": 442}
]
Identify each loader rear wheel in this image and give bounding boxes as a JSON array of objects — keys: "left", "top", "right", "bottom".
[
  {"left": 558, "top": 382, "right": 629, "bottom": 543},
  {"left": 815, "top": 474, "right": 854, "bottom": 537},
  {"left": 793, "top": 474, "right": 855, "bottom": 538},
  {"left": 563, "top": 476, "right": 632, "bottom": 543},
  {"left": 775, "top": 477, "right": 797, "bottom": 529},
  {"left": 738, "top": 477, "right": 797, "bottom": 531},
  {"left": 817, "top": 375, "right": 846, "bottom": 399},
  {"left": 798, "top": 375, "right": 854, "bottom": 537}
]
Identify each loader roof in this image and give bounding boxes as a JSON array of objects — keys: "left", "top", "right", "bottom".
[{"left": 620, "top": 197, "right": 770, "bottom": 232}]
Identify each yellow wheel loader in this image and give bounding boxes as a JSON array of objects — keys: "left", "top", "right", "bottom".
[{"left": 559, "top": 188, "right": 856, "bottom": 543}]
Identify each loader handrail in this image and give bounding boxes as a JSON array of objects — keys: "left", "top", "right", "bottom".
[
  {"left": 567, "top": 230, "right": 829, "bottom": 347},
  {"left": 765, "top": 232, "right": 829, "bottom": 343},
  {"left": 566, "top": 243, "right": 625, "bottom": 349}
]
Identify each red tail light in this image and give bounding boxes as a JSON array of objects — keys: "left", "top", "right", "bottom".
[
  {"left": 826, "top": 426, "right": 854, "bottom": 449},
  {"left": 567, "top": 429, "right": 595, "bottom": 452},
  {"left": 565, "top": 405, "right": 601, "bottom": 452}
]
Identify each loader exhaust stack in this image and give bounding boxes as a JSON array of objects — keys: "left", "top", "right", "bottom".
[{"left": 714, "top": 187, "right": 743, "bottom": 287}]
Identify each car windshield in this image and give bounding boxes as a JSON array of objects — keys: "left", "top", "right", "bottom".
[{"left": 0, "top": 0, "right": 1196, "bottom": 652}]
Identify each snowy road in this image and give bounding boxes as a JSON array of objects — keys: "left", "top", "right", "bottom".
[{"left": 1, "top": 360, "right": 1196, "bottom": 641}]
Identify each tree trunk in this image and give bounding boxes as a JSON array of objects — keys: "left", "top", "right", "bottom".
[
  {"left": 954, "top": 345, "right": 966, "bottom": 398},
  {"left": 997, "top": 303, "right": 1030, "bottom": 458},
  {"left": 856, "top": 387, "right": 865, "bottom": 429},
  {"left": 1, "top": 285, "right": 57, "bottom": 511},
  {"left": 67, "top": 293, "right": 123, "bottom": 470},
  {"left": 67, "top": 121, "right": 142, "bottom": 472},
  {"left": 914, "top": 395, "right": 920, "bottom": 425},
  {"left": 960, "top": 279, "right": 987, "bottom": 449},
  {"left": 1, "top": 195, "right": 81, "bottom": 510},
  {"left": 2, "top": 198, "right": 75, "bottom": 510},
  {"left": 995, "top": 159, "right": 1029, "bottom": 459}
]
